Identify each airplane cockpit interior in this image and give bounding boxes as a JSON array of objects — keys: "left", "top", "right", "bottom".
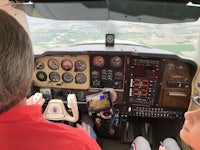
[{"left": 1, "top": 0, "right": 200, "bottom": 149}]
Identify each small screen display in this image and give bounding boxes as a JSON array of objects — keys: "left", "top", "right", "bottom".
[{"left": 86, "top": 91, "right": 112, "bottom": 112}]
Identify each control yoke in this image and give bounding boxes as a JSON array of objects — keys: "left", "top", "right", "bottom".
[{"left": 43, "top": 94, "right": 79, "bottom": 123}]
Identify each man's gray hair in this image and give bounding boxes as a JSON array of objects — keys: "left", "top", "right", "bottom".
[{"left": 0, "top": 9, "right": 34, "bottom": 114}]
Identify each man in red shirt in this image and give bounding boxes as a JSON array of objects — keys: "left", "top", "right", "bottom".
[{"left": 0, "top": 9, "right": 101, "bottom": 150}]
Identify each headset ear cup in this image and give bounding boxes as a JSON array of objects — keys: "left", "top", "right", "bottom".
[
  {"left": 103, "top": 88, "right": 117, "bottom": 102},
  {"left": 132, "top": 136, "right": 151, "bottom": 150},
  {"left": 188, "top": 96, "right": 200, "bottom": 111},
  {"left": 130, "top": 142, "right": 136, "bottom": 150},
  {"left": 99, "top": 108, "right": 113, "bottom": 120}
]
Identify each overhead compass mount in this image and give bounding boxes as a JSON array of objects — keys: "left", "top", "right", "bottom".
[{"left": 105, "top": 34, "right": 115, "bottom": 47}]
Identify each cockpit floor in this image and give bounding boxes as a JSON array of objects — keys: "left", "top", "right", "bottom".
[{"left": 98, "top": 139, "right": 130, "bottom": 150}]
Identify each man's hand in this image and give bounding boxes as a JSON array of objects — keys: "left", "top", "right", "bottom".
[
  {"left": 26, "top": 95, "right": 45, "bottom": 106},
  {"left": 159, "top": 145, "right": 166, "bottom": 150},
  {"left": 76, "top": 122, "right": 91, "bottom": 136}
]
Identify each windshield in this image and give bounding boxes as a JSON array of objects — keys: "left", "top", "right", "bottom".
[{"left": 27, "top": 16, "right": 200, "bottom": 59}]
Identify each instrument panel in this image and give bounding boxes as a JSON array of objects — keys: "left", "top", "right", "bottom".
[
  {"left": 33, "top": 55, "right": 90, "bottom": 89},
  {"left": 32, "top": 45, "right": 197, "bottom": 121},
  {"left": 33, "top": 53, "right": 196, "bottom": 109}
]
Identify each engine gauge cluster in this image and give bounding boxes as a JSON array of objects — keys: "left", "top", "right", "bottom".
[
  {"left": 90, "top": 55, "right": 124, "bottom": 89},
  {"left": 33, "top": 55, "right": 90, "bottom": 89}
]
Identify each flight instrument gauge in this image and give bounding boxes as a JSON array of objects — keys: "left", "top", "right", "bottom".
[
  {"left": 77, "top": 91, "right": 86, "bottom": 102},
  {"left": 62, "top": 72, "right": 73, "bottom": 83},
  {"left": 49, "top": 72, "right": 60, "bottom": 82},
  {"left": 114, "top": 71, "right": 123, "bottom": 80},
  {"left": 91, "top": 70, "right": 100, "bottom": 79},
  {"left": 166, "top": 63, "right": 175, "bottom": 70},
  {"left": 75, "top": 73, "right": 87, "bottom": 84},
  {"left": 36, "top": 71, "right": 47, "bottom": 81},
  {"left": 61, "top": 59, "right": 73, "bottom": 71},
  {"left": 75, "top": 60, "right": 87, "bottom": 72},
  {"left": 93, "top": 56, "right": 105, "bottom": 67},
  {"left": 110, "top": 56, "right": 122, "bottom": 68},
  {"left": 48, "top": 58, "right": 59, "bottom": 70},
  {"left": 36, "top": 61, "right": 45, "bottom": 70}
]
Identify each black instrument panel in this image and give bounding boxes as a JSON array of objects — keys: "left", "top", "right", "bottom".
[
  {"left": 124, "top": 57, "right": 163, "bottom": 106},
  {"left": 90, "top": 55, "right": 125, "bottom": 89}
]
